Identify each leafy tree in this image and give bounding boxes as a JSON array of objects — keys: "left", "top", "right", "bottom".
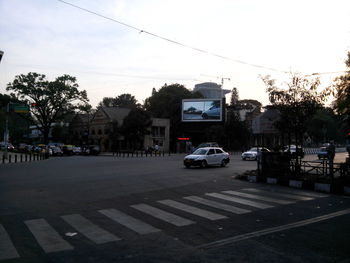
[
  {"left": 99, "top": 94, "right": 140, "bottom": 109},
  {"left": 230, "top": 87, "right": 239, "bottom": 107},
  {"left": 144, "top": 83, "right": 202, "bottom": 151},
  {"left": 262, "top": 73, "right": 327, "bottom": 148},
  {"left": 306, "top": 108, "right": 345, "bottom": 144},
  {"left": 7, "top": 72, "right": 89, "bottom": 144},
  {"left": 332, "top": 51, "right": 350, "bottom": 132},
  {"left": 121, "top": 108, "right": 151, "bottom": 150},
  {"left": 203, "top": 125, "right": 226, "bottom": 146}
]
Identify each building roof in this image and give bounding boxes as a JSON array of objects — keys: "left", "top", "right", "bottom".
[{"left": 101, "top": 107, "right": 131, "bottom": 122}]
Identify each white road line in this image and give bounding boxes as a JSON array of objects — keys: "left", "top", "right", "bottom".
[
  {"left": 131, "top": 204, "right": 195, "bottom": 226},
  {"left": 198, "top": 208, "right": 350, "bottom": 249},
  {"left": 245, "top": 187, "right": 328, "bottom": 198},
  {"left": 61, "top": 214, "right": 121, "bottom": 244},
  {"left": 158, "top": 200, "right": 227, "bottom": 220},
  {"left": 25, "top": 219, "right": 73, "bottom": 253},
  {"left": 205, "top": 193, "right": 274, "bottom": 209},
  {"left": 243, "top": 188, "right": 314, "bottom": 201},
  {"left": 99, "top": 208, "right": 161, "bottom": 235},
  {"left": 0, "top": 224, "right": 20, "bottom": 260},
  {"left": 183, "top": 196, "right": 251, "bottom": 214},
  {"left": 222, "top": 190, "right": 294, "bottom": 205}
]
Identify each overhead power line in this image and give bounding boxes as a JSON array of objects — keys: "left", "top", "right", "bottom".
[{"left": 57, "top": 0, "right": 288, "bottom": 73}]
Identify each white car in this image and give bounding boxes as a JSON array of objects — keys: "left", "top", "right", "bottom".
[
  {"left": 241, "top": 147, "right": 270, "bottom": 160},
  {"left": 184, "top": 147, "right": 230, "bottom": 168}
]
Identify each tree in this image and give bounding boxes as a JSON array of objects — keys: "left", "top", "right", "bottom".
[
  {"left": 333, "top": 51, "right": 350, "bottom": 132},
  {"left": 230, "top": 87, "right": 239, "bottom": 107},
  {"left": 144, "top": 83, "right": 202, "bottom": 150},
  {"left": 99, "top": 94, "right": 140, "bottom": 109},
  {"left": 262, "top": 73, "right": 327, "bottom": 147},
  {"left": 120, "top": 108, "right": 151, "bottom": 150},
  {"left": 7, "top": 72, "right": 89, "bottom": 144}
]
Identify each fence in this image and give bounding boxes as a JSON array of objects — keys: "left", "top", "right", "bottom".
[
  {"left": 112, "top": 150, "right": 170, "bottom": 158},
  {"left": 1, "top": 152, "right": 46, "bottom": 164}
]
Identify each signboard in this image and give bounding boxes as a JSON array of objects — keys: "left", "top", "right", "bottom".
[
  {"left": 182, "top": 99, "right": 222, "bottom": 122},
  {"left": 13, "top": 105, "right": 30, "bottom": 113}
]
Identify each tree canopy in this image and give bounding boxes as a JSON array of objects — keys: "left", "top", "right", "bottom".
[
  {"left": 99, "top": 94, "right": 140, "bottom": 109},
  {"left": 262, "top": 73, "right": 327, "bottom": 146},
  {"left": 7, "top": 72, "right": 89, "bottom": 143},
  {"left": 333, "top": 51, "right": 350, "bottom": 131}
]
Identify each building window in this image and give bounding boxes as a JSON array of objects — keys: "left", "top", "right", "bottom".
[
  {"left": 152, "top": 126, "right": 165, "bottom": 137},
  {"left": 98, "top": 129, "right": 102, "bottom": 135},
  {"left": 91, "top": 129, "right": 96, "bottom": 135}
]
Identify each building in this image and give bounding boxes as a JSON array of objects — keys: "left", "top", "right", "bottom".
[
  {"left": 69, "top": 107, "right": 170, "bottom": 152},
  {"left": 193, "top": 82, "right": 230, "bottom": 99},
  {"left": 252, "top": 107, "right": 280, "bottom": 147}
]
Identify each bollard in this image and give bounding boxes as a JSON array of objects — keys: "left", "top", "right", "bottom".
[
  {"left": 25, "top": 154, "right": 28, "bottom": 162},
  {"left": 9, "top": 155, "right": 12, "bottom": 163},
  {"left": 2, "top": 155, "right": 5, "bottom": 164},
  {"left": 15, "top": 155, "right": 17, "bottom": 163},
  {"left": 20, "top": 154, "right": 23, "bottom": 162},
  {"left": 29, "top": 154, "right": 32, "bottom": 162}
]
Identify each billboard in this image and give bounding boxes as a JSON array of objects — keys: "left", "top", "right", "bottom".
[{"left": 182, "top": 99, "right": 223, "bottom": 122}]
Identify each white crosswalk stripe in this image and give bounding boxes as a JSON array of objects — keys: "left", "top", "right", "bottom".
[
  {"left": 222, "top": 190, "right": 295, "bottom": 205},
  {"left": 0, "top": 224, "right": 20, "bottom": 260},
  {"left": 99, "top": 208, "right": 161, "bottom": 235},
  {"left": 61, "top": 214, "right": 121, "bottom": 244},
  {"left": 205, "top": 193, "right": 274, "bottom": 209},
  {"left": 245, "top": 187, "right": 328, "bottom": 198},
  {"left": 243, "top": 188, "right": 314, "bottom": 201},
  {"left": 25, "top": 218, "right": 73, "bottom": 253},
  {"left": 183, "top": 196, "right": 251, "bottom": 214},
  {"left": 131, "top": 204, "right": 195, "bottom": 226},
  {"left": 158, "top": 200, "right": 227, "bottom": 220}
]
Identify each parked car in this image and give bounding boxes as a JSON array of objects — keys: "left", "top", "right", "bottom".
[
  {"left": 82, "top": 145, "right": 100, "bottom": 156},
  {"left": 0, "top": 142, "right": 15, "bottom": 151},
  {"left": 317, "top": 147, "right": 328, "bottom": 159},
  {"left": 283, "top": 145, "right": 305, "bottom": 158},
  {"left": 241, "top": 147, "right": 271, "bottom": 161},
  {"left": 184, "top": 147, "right": 230, "bottom": 168},
  {"left": 61, "top": 145, "right": 74, "bottom": 155},
  {"left": 50, "top": 146, "right": 63, "bottom": 156},
  {"left": 72, "top": 146, "right": 82, "bottom": 155}
]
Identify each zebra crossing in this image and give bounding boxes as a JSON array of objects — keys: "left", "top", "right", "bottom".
[{"left": 0, "top": 187, "right": 328, "bottom": 261}]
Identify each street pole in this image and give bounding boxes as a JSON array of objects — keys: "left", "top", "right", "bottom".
[{"left": 3, "top": 103, "right": 9, "bottom": 159}]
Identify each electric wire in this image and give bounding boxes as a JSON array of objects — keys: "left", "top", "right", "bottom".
[{"left": 57, "top": 0, "right": 288, "bottom": 73}]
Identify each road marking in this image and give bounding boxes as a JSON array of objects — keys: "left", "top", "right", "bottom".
[
  {"left": 61, "top": 214, "right": 121, "bottom": 244},
  {"left": 25, "top": 219, "right": 73, "bottom": 253},
  {"left": 183, "top": 196, "right": 251, "bottom": 214},
  {"left": 205, "top": 193, "right": 274, "bottom": 209},
  {"left": 198, "top": 208, "right": 350, "bottom": 249},
  {"left": 244, "top": 187, "right": 328, "bottom": 198},
  {"left": 222, "top": 190, "right": 294, "bottom": 205},
  {"left": 0, "top": 224, "right": 20, "bottom": 260},
  {"left": 99, "top": 208, "right": 161, "bottom": 235},
  {"left": 243, "top": 188, "right": 314, "bottom": 201},
  {"left": 158, "top": 200, "right": 227, "bottom": 220},
  {"left": 131, "top": 204, "right": 195, "bottom": 226}
]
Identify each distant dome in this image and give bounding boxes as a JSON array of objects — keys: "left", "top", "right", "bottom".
[{"left": 193, "top": 82, "right": 230, "bottom": 99}]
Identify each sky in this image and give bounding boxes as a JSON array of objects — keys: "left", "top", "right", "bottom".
[{"left": 0, "top": 0, "right": 349, "bottom": 108}]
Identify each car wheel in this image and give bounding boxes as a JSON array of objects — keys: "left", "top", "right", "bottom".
[
  {"left": 242, "top": 157, "right": 246, "bottom": 161},
  {"left": 200, "top": 160, "right": 207, "bottom": 168},
  {"left": 220, "top": 159, "right": 226, "bottom": 167},
  {"left": 202, "top": 113, "right": 208, "bottom": 119},
  {"left": 185, "top": 164, "right": 191, "bottom": 168}
]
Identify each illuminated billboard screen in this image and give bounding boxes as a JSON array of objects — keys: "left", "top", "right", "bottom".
[{"left": 182, "top": 99, "right": 223, "bottom": 122}]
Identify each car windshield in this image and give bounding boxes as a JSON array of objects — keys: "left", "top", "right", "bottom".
[
  {"left": 248, "top": 148, "right": 258, "bottom": 152},
  {"left": 192, "top": 149, "right": 208, "bottom": 155}
]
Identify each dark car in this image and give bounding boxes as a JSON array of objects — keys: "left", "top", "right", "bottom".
[
  {"left": 317, "top": 147, "right": 328, "bottom": 159},
  {"left": 82, "top": 145, "right": 100, "bottom": 156}
]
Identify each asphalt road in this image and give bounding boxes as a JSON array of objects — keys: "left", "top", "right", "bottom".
[{"left": 0, "top": 153, "right": 349, "bottom": 263}]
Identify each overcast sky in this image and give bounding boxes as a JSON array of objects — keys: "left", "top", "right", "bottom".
[{"left": 1, "top": 0, "right": 349, "bottom": 107}]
